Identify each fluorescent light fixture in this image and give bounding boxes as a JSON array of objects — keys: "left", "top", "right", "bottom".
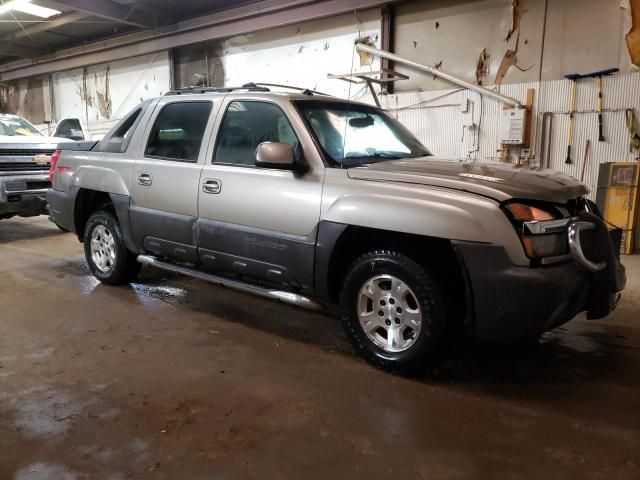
[
  {"left": 0, "top": 0, "right": 25, "bottom": 14},
  {"left": 0, "top": 0, "right": 61, "bottom": 18}
]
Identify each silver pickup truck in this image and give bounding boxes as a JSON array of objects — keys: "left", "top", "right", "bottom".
[
  {"left": 47, "top": 84, "right": 626, "bottom": 372},
  {"left": 0, "top": 113, "right": 86, "bottom": 220}
]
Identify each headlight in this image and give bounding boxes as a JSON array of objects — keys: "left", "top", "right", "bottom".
[
  {"left": 506, "top": 202, "right": 556, "bottom": 222},
  {"left": 503, "top": 201, "right": 568, "bottom": 261}
]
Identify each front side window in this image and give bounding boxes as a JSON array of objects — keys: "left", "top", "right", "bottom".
[
  {"left": 214, "top": 101, "right": 299, "bottom": 166},
  {"left": 145, "top": 101, "right": 212, "bottom": 162},
  {"left": 295, "top": 100, "right": 430, "bottom": 168}
]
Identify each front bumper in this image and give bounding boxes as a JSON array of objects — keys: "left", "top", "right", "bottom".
[
  {"left": 453, "top": 214, "right": 626, "bottom": 343},
  {"left": 0, "top": 173, "right": 50, "bottom": 219}
]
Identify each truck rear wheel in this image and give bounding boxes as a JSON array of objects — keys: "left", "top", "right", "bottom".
[
  {"left": 339, "top": 250, "right": 447, "bottom": 374},
  {"left": 84, "top": 210, "right": 141, "bottom": 285}
]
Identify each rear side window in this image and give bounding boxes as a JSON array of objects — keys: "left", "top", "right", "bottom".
[
  {"left": 145, "top": 102, "right": 212, "bottom": 162},
  {"left": 99, "top": 106, "right": 143, "bottom": 153},
  {"left": 113, "top": 108, "right": 141, "bottom": 140}
]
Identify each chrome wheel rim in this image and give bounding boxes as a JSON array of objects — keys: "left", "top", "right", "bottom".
[
  {"left": 90, "top": 224, "right": 116, "bottom": 273},
  {"left": 357, "top": 274, "right": 422, "bottom": 353}
]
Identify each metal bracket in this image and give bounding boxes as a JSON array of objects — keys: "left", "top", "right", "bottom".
[{"left": 327, "top": 68, "right": 409, "bottom": 107}]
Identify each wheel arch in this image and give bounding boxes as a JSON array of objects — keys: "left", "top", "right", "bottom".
[
  {"left": 73, "top": 189, "right": 139, "bottom": 253},
  {"left": 315, "top": 222, "right": 473, "bottom": 337}
]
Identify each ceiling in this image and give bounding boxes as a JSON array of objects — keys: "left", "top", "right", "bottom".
[{"left": 0, "top": 0, "right": 258, "bottom": 65}]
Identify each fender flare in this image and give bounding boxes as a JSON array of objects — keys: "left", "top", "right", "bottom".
[
  {"left": 70, "top": 187, "right": 139, "bottom": 254},
  {"left": 71, "top": 166, "right": 129, "bottom": 196}
]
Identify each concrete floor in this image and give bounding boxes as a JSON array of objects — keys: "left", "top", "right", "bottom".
[{"left": 0, "top": 216, "right": 639, "bottom": 480}]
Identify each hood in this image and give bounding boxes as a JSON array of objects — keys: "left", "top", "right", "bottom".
[
  {"left": 347, "top": 157, "right": 588, "bottom": 203},
  {"left": 0, "top": 135, "right": 72, "bottom": 146}
]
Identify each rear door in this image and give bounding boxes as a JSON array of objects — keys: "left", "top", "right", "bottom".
[
  {"left": 129, "top": 98, "right": 221, "bottom": 262},
  {"left": 196, "top": 98, "right": 324, "bottom": 290}
]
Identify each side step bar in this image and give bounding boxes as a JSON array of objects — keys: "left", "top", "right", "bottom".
[{"left": 137, "top": 255, "right": 325, "bottom": 312}]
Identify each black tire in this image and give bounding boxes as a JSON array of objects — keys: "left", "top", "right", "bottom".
[
  {"left": 339, "top": 250, "right": 447, "bottom": 374},
  {"left": 84, "top": 210, "right": 141, "bottom": 285},
  {"left": 55, "top": 223, "right": 68, "bottom": 232}
]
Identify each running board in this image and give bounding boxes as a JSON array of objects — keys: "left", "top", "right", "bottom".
[{"left": 137, "top": 255, "right": 324, "bottom": 311}]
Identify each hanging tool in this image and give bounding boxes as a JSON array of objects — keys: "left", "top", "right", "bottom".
[
  {"left": 588, "top": 68, "right": 619, "bottom": 142},
  {"left": 580, "top": 139, "right": 591, "bottom": 182},
  {"left": 564, "top": 73, "right": 580, "bottom": 164},
  {"left": 540, "top": 112, "right": 553, "bottom": 169},
  {"left": 564, "top": 68, "right": 619, "bottom": 163},
  {"left": 626, "top": 108, "right": 640, "bottom": 159}
]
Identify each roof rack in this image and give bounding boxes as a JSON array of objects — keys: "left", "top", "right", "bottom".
[
  {"left": 164, "top": 82, "right": 332, "bottom": 97},
  {"left": 251, "top": 82, "right": 331, "bottom": 96},
  {"left": 164, "top": 83, "right": 270, "bottom": 96}
]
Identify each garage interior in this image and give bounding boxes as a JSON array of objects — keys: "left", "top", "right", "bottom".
[{"left": 1, "top": 0, "right": 640, "bottom": 478}]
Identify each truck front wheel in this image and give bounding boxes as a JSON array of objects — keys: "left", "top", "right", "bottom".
[
  {"left": 339, "top": 250, "right": 447, "bottom": 373},
  {"left": 84, "top": 210, "right": 141, "bottom": 285}
]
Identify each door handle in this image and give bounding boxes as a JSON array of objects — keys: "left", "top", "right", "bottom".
[
  {"left": 137, "top": 173, "right": 152, "bottom": 186},
  {"left": 202, "top": 179, "right": 221, "bottom": 194}
]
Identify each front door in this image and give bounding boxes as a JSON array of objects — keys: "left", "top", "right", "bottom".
[
  {"left": 129, "top": 99, "right": 219, "bottom": 262},
  {"left": 197, "top": 99, "right": 323, "bottom": 290}
]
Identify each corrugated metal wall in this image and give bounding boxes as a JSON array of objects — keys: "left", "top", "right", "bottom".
[{"left": 369, "top": 72, "right": 640, "bottom": 199}]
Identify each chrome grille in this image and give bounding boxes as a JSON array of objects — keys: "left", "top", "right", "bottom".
[
  {"left": 0, "top": 162, "right": 50, "bottom": 172},
  {"left": 0, "top": 149, "right": 55, "bottom": 156},
  {"left": 4, "top": 180, "right": 27, "bottom": 191}
]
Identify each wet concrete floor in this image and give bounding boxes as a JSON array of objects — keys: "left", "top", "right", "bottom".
[{"left": 0, "top": 216, "right": 639, "bottom": 479}]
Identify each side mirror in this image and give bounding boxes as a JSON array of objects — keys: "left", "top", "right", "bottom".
[
  {"left": 68, "top": 129, "right": 85, "bottom": 141},
  {"left": 255, "top": 142, "right": 299, "bottom": 170}
]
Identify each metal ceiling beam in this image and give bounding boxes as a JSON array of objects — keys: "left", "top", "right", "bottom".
[
  {"left": 0, "top": 43, "right": 41, "bottom": 59},
  {"left": 44, "top": 0, "right": 158, "bottom": 29},
  {"left": 1, "top": 11, "right": 88, "bottom": 42},
  {"left": 0, "top": 0, "right": 403, "bottom": 81}
]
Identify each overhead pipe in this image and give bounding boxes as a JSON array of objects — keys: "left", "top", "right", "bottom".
[{"left": 355, "top": 43, "right": 523, "bottom": 109}]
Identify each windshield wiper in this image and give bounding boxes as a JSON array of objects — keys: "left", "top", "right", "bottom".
[
  {"left": 340, "top": 152, "right": 410, "bottom": 167},
  {"left": 346, "top": 152, "right": 404, "bottom": 161},
  {"left": 369, "top": 152, "right": 404, "bottom": 159}
]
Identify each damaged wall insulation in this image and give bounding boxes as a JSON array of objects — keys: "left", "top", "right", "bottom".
[
  {"left": 394, "top": 0, "right": 635, "bottom": 92},
  {"left": 172, "top": 9, "right": 381, "bottom": 98},
  {"left": 505, "top": 0, "right": 525, "bottom": 42},
  {"left": 626, "top": 0, "right": 640, "bottom": 68},
  {"left": 52, "top": 52, "right": 170, "bottom": 137},
  {"left": 0, "top": 75, "right": 49, "bottom": 124}
]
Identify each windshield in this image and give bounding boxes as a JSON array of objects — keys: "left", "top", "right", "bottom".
[
  {"left": 0, "top": 115, "right": 42, "bottom": 137},
  {"left": 295, "top": 100, "right": 430, "bottom": 167}
]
